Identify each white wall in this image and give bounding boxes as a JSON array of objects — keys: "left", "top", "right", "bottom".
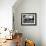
[
  {"left": 13, "top": 0, "right": 41, "bottom": 46},
  {"left": 40, "top": 0, "right": 46, "bottom": 46},
  {"left": 0, "top": 0, "right": 16, "bottom": 30}
]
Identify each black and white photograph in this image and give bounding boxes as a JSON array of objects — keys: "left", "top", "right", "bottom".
[{"left": 21, "top": 13, "right": 37, "bottom": 26}]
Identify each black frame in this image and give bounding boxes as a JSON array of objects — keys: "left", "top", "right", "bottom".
[{"left": 21, "top": 13, "right": 37, "bottom": 26}]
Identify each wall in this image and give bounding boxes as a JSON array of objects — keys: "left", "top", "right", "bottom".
[
  {"left": 0, "top": 0, "right": 16, "bottom": 30},
  {"left": 13, "top": 0, "right": 41, "bottom": 46},
  {"left": 40, "top": 0, "right": 46, "bottom": 46}
]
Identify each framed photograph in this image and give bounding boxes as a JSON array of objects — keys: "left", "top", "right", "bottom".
[{"left": 21, "top": 13, "right": 37, "bottom": 26}]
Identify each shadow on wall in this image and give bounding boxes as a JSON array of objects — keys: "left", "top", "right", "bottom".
[{"left": 12, "top": 0, "right": 24, "bottom": 10}]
